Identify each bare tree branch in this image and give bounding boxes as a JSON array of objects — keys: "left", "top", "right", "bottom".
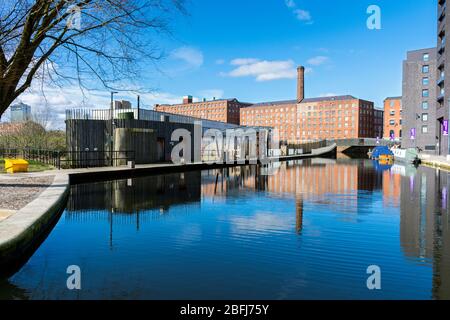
[{"left": 0, "top": 0, "right": 186, "bottom": 119}]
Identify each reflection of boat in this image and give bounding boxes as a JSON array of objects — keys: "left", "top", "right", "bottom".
[
  {"left": 369, "top": 146, "right": 394, "bottom": 163},
  {"left": 391, "top": 148, "right": 421, "bottom": 165},
  {"left": 390, "top": 164, "right": 418, "bottom": 177}
]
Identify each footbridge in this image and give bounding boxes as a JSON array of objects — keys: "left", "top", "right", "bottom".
[{"left": 327, "top": 138, "right": 397, "bottom": 155}]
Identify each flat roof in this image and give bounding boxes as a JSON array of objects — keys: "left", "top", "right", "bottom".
[
  {"left": 158, "top": 98, "right": 253, "bottom": 107},
  {"left": 249, "top": 95, "right": 359, "bottom": 107}
]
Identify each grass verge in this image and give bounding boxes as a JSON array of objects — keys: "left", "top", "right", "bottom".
[{"left": 0, "top": 159, "right": 55, "bottom": 173}]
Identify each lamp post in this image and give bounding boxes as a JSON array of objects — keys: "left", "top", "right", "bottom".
[
  {"left": 110, "top": 91, "right": 118, "bottom": 166},
  {"left": 137, "top": 95, "right": 140, "bottom": 120}
]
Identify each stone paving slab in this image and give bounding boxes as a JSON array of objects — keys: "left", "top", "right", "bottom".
[{"left": 0, "top": 210, "right": 16, "bottom": 222}]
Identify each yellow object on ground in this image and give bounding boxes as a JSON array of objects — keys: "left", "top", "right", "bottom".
[{"left": 4, "top": 159, "right": 29, "bottom": 173}]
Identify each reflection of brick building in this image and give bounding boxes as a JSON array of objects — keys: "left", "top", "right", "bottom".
[
  {"left": 383, "top": 97, "right": 402, "bottom": 141},
  {"left": 382, "top": 170, "right": 401, "bottom": 207},
  {"left": 155, "top": 96, "right": 251, "bottom": 125},
  {"left": 201, "top": 160, "right": 360, "bottom": 201}
]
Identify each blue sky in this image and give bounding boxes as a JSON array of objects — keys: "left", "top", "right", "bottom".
[
  {"left": 13, "top": 0, "right": 438, "bottom": 128},
  {"left": 153, "top": 0, "right": 437, "bottom": 107}
]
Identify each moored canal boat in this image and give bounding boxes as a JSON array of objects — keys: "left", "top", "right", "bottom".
[
  {"left": 368, "top": 146, "right": 394, "bottom": 164},
  {"left": 391, "top": 147, "right": 421, "bottom": 165}
]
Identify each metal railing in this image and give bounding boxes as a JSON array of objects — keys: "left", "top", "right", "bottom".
[
  {"left": 59, "top": 150, "right": 135, "bottom": 169},
  {"left": 66, "top": 108, "right": 243, "bottom": 132},
  {"left": 0, "top": 148, "right": 62, "bottom": 167},
  {"left": 0, "top": 148, "right": 135, "bottom": 169}
]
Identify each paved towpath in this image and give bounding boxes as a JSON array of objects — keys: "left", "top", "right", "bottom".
[
  {"left": 0, "top": 174, "right": 55, "bottom": 221},
  {"left": 420, "top": 154, "right": 450, "bottom": 171}
]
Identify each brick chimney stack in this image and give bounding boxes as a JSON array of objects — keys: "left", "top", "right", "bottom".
[
  {"left": 183, "top": 95, "right": 193, "bottom": 104},
  {"left": 297, "top": 66, "right": 305, "bottom": 102}
]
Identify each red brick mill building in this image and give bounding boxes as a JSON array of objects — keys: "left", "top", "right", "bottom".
[{"left": 155, "top": 66, "right": 377, "bottom": 143}]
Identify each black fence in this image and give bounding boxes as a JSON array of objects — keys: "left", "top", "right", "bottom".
[
  {"left": 0, "top": 148, "right": 62, "bottom": 167},
  {"left": 60, "top": 150, "right": 135, "bottom": 169},
  {"left": 0, "top": 148, "right": 135, "bottom": 169}
]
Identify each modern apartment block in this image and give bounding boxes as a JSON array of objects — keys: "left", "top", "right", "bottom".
[
  {"left": 402, "top": 48, "right": 437, "bottom": 152},
  {"left": 383, "top": 97, "right": 402, "bottom": 141},
  {"left": 10, "top": 102, "right": 31, "bottom": 123},
  {"left": 113, "top": 100, "right": 132, "bottom": 110},
  {"left": 374, "top": 108, "right": 384, "bottom": 139},
  {"left": 437, "top": 0, "right": 450, "bottom": 156},
  {"left": 155, "top": 96, "right": 251, "bottom": 125}
]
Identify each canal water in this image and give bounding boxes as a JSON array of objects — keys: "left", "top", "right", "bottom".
[{"left": 1, "top": 158, "right": 450, "bottom": 300}]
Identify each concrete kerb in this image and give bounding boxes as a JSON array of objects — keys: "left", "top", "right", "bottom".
[{"left": 0, "top": 174, "right": 70, "bottom": 271}]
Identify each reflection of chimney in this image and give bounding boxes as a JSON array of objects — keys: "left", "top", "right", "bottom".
[{"left": 297, "top": 66, "right": 305, "bottom": 102}]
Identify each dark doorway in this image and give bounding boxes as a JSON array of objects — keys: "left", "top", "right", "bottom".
[{"left": 157, "top": 138, "right": 165, "bottom": 162}]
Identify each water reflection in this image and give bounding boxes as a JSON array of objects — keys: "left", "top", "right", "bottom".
[{"left": 2, "top": 158, "right": 450, "bottom": 299}]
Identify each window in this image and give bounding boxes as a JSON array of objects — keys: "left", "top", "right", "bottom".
[
  {"left": 422, "top": 89, "right": 429, "bottom": 97},
  {"left": 423, "top": 53, "right": 430, "bottom": 62},
  {"left": 390, "top": 110, "right": 395, "bottom": 116},
  {"left": 422, "top": 113, "right": 428, "bottom": 122},
  {"left": 423, "top": 77, "right": 429, "bottom": 86},
  {"left": 390, "top": 100, "right": 395, "bottom": 107},
  {"left": 422, "top": 101, "right": 429, "bottom": 109},
  {"left": 422, "top": 65, "right": 429, "bottom": 73},
  {"left": 390, "top": 120, "right": 395, "bottom": 126},
  {"left": 422, "top": 125, "right": 428, "bottom": 134}
]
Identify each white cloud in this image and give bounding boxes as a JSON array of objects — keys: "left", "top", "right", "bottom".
[
  {"left": 285, "top": 0, "right": 296, "bottom": 8},
  {"left": 294, "top": 9, "right": 312, "bottom": 22},
  {"left": 226, "top": 59, "right": 297, "bottom": 82},
  {"left": 284, "top": 0, "right": 312, "bottom": 24},
  {"left": 170, "top": 46, "right": 204, "bottom": 68},
  {"left": 307, "top": 56, "right": 329, "bottom": 66},
  {"left": 230, "top": 58, "right": 261, "bottom": 66}
]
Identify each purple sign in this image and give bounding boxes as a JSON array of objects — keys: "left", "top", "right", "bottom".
[
  {"left": 410, "top": 128, "right": 416, "bottom": 140},
  {"left": 390, "top": 132, "right": 395, "bottom": 141},
  {"left": 443, "top": 187, "right": 447, "bottom": 210},
  {"left": 443, "top": 120, "right": 449, "bottom": 136}
]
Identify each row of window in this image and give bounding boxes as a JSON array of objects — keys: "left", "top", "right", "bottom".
[{"left": 389, "top": 120, "right": 403, "bottom": 126}]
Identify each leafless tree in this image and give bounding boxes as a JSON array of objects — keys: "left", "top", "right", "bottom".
[{"left": 0, "top": 0, "right": 186, "bottom": 119}]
